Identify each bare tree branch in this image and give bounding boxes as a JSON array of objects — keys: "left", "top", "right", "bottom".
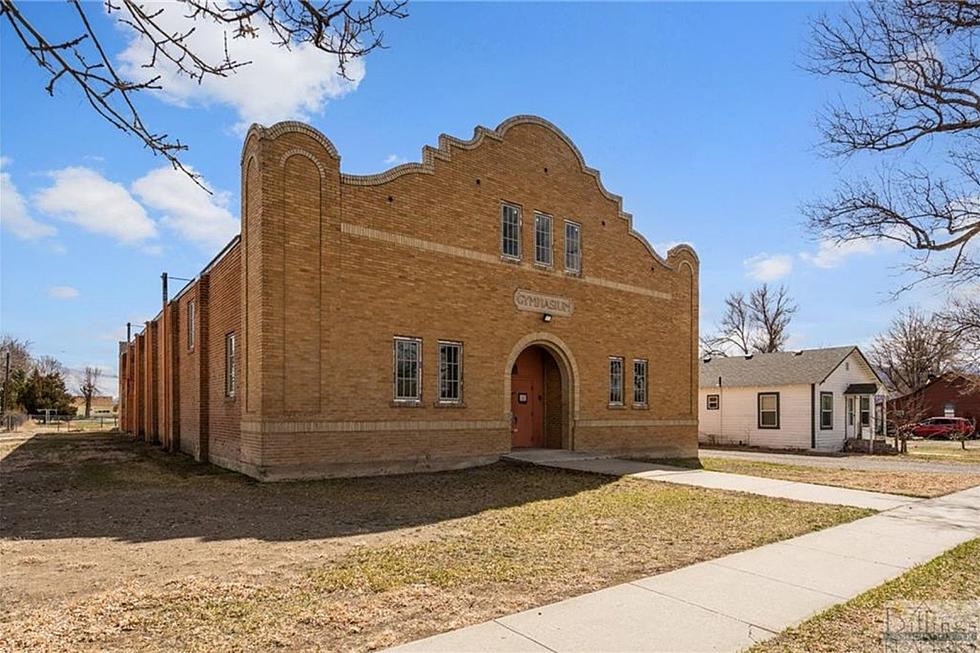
[{"left": 1, "top": 0, "right": 407, "bottom": 187}]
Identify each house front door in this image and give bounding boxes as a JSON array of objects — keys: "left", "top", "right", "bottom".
[{"left": 846, "top": 397, "right": 856, "bottom": 439}]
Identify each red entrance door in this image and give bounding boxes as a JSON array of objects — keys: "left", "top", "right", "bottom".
[{"left": 511, "top": 347, "right": 545, "bottom": 448}]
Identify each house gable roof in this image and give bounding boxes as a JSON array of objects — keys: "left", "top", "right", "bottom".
[{"left": 699, "top": 346, "right": 875, "bottom": 389}]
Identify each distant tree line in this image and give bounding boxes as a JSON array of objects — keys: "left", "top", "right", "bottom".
[{"left": 1, "top": 335, "right": 75, "bottom": 415}]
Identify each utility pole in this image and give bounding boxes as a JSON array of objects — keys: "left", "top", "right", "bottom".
[{"left": 2, "top": 351, "right": 9, "bottom": 431}]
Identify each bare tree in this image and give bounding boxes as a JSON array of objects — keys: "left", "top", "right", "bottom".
[
  {"left": 806, "top": 0, "right": 980, "bottom": 290},
  {"left": 748, "top": 284, "right": 798, "bottom": 354},
  {"left": 711, "top": 291, "right": 754, "bottom": 355},
  {"left": 1, "top": 0, "right": 408, "bottom": 187},
  {"left": 79, "top": 366, "right": 103, "bottom": 418},
  {"left": 869, "top": 308, "right": 962, "bottom": 395},
  {"left": 34, "top": 355, "right": 67, "bottom": 377},
  {"left": 0, "top": 335, "right": 32, "bottom": 375}
]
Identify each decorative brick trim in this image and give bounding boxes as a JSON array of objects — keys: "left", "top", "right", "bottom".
[
  {"left": 240, "top": 419, "right": 508, "bottom": 434},
  {"left": 243, "top": 121, "right": 340, "bottom": 161},
  {"left": 340, "top": 223, "right": 671, "bottom": 300},
  {"left": 244, "top": 115, "right": 698, "bottom": 272},
  {"left": 279, "top": 149, "right": 327, "bottom": 178},
  {"left": 575, "top": 419, "right": 698, "bottom": 428}
]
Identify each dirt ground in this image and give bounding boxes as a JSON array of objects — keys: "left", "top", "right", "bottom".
[{"left": 0, "top": 432, "right": 870, "bottom": 652}]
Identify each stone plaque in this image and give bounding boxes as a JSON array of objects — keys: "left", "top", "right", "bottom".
[{"left": 513, "top": 289, "right": 573, "bottom": 317}]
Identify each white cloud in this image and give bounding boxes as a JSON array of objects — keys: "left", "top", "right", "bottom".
[
  {"left": 384, "top": 154, "right": 406, "bottom": 165},
  {"left": 132, "top": 166, "right": 238, "bottom": 249},
  {"left": 34, "top": 167, "right": 157, "bottom": 243},
  {"left": 48, "top": 285, "right": 79, "bottom": 300},
  {"left": 115, "top": 6, "right": 364, "bottom": 131},
  {"left": 744, "top": 253, "right": 793, "bottom": 281},
  {"left": 0, "top": 159, "right": 57, "bottom": 239},
  {"left": 800, "top": 239, "right": 876, "bottom": 269}
]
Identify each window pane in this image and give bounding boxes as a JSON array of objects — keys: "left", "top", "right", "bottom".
[
  {"left": 633, "top": 360, "right": 647, "bottom": 404},
  {"left": 535, "top": 214, "right": 552, "bottom": 265},
  {"left": 760, "top": 412, "right": 777, "bottom": 427},
  {"left": 394, "top": 339, "right": 421, "bottom": 401},
  {"left": 760, "top": 395, "right": 777, "bottom": 411},
  {"left": 501, "top": 205, "right": 520, "bottom": 258},
  {"left": 609, "top": 358, "right": 623, "bottom": 404},
  {"left": 439, "top": 342, "right": 461, "bottom": 402},
  {"left": 565, "top": 222, "right": 581, "bottom": 272}
]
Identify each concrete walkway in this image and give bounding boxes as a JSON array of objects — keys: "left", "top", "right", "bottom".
[
  {"left": 702, "top": 447, "right": 980, "bottom": 475},
  {"left": 502, "top": 450, "right": 915, "bottom": 511},
  {"left": 387, "top": 485, "right": 980, "bottom": 653}
]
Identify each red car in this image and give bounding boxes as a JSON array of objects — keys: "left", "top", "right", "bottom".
[{"left": 907, "top": 417, "right": 976, "bottom": 440}]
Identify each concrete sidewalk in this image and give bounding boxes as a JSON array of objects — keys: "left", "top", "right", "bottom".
[
  {"left": 387, "top": 485, "right": 980, "bottom": 653},
  {"left": 502, "top": 450, "right": 915, "bottom": 511}
]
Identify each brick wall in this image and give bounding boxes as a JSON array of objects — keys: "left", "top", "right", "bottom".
[{"left": 120, "top": 115, "right": 699, "bottom": 480}]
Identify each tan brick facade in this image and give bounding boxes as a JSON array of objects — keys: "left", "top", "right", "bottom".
[{"left": 119, "top": 115, "right": 700, "bottom": 480}]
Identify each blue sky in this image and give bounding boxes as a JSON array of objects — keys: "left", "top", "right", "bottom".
[{"left": 0, "top": 2, "right": 946, "bottom": 393}]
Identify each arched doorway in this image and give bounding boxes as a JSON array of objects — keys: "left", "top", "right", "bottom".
[{"left": 510, "top": 345, "right": 566, "bottom": 449}]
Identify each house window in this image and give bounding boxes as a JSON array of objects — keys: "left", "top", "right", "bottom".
[
  {"left": 564, "top": 221, "right": 582, "bottom": 273},
  {"left": 187, "top": 300, "right": 195, "bottom": 351},
  {"left": 608, "top": 357, "right": 624, "bottom": 406},
  {"left": 847, "top": 397, "right": 855, "bottom": 426},
  {"left": 860, "top": 396, "right": 871, "bottom": 427},
  {"left": 820, "top": 392, "right": 833, "bottom": 429},
  {"left": 706, "top": 394, "right": 720, "bottom": 410},
  {"left": 944, "top": 402, "right": 955, "bottom": 417},
  {"left": 534, "top": 213, "right": 553, "bottom": 266},
  {"left": 393, "top": 337, "right": 422, "bottom": 402},
  {"left": 501, "top": 203, "right": 521, "bottom": 259},
  {"left": 224, "top": 332, "right": 236, "bottom": 398},
  {"left": 438, "top": 341, "right": 462, "bottom": 404},
  {"left": 758, "top": 392, "right": 779, "bottom": 429},
  {"left": 632, "top": 359, "right": 648, "bottom": 406}
]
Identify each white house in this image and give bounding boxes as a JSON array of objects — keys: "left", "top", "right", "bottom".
[{"left": 698, "top": 346, "right": 887, "bottom": 451}]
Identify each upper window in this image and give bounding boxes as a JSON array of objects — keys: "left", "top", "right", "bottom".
[
  {"left": 609, "top": 357, "right": 624, "bottom": 406},
  {"left": 706, "top": 394, "right": 720, "bottom": 410},
  {"left": 187, "top": 300, "right": 196, "bottom": 351},
  {"left": 944, "top": 402, "right": 955, "bottom": 417},
  {"left": 632, "top": 359, "right": 648, "bottom": 406},
  {"left": 564, "top": 221, "right": 582, "bottom": 273},
  {"left": 224, "top": 332, "right": 236, "bottom": 398},
  {"left": 438, "top": 341, "right": 462, "bottom": 404},
  {"left": 501, "top": 203, "right": 521, "bottom": 260},
  {"left": 393, "top": 337, "right": 422, "bottom": 402},
  {"left": 820, "top": 392, "right": 833, "bottom": 430},
  {"left": 534, "top": 213, "right": 553, "bottom": 266},
  {"left": 758, "top": 392, "right": 779, "bottom": 429}
]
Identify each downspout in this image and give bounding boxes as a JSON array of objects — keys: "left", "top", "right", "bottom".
[{"left": 810, "top": 383, "right": 816, "bottom": 449}]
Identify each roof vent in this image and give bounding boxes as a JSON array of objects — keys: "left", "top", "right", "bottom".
[
  {"left": 744, "top": 354, "right": 753, "bottom": 360},
  {"left": 794, "top": 350, "right": 804, "bottom": 356},
  {"left": 702, "top": 356, "right": 712, "bottom": 363}
]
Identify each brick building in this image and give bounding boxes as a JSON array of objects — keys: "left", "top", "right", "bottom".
[{"left": 118, "top": 116, "right": 700, "bottom": 480}]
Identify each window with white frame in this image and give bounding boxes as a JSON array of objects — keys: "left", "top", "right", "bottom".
[
  {"left": 187, "top": 300, "right": 196, "bottom": 351},
  {"left": 393, "top": 337, "right": 422, "bottom": 402},
  {"left": 632, "top": 359, "right": 648, "bottom": 406},
  {"left": 224, "top": 332, "right": 236, "bottom": 398},
  {"left": 609, "top": 357, "right": 624, "bottom": 406},
  {"left": 438, "top": 341, "right": 462, "bottom": 404},
  {"left": 860, "top": 396, "right": 871, "bottom": 427},
  {"left": 501, "top": 203, "right": 521, "bottom": 259},
  {"left": 564, "top": 220, "right": 582, "bottom": 273},
  {"left": 534, "top": 213, "right": 553, "bottom": 265},
  {"left": 944, "top": 402, "right": 955, "bottom": 417},
  {"left": 820, "top": 392, "right": 833, "bottom": 429},
  {"left": 706, "top": 394, "right": 720, "bottom": 410},
  {"left": 758, "top": 392, "right": 779, "bottom": 429}
]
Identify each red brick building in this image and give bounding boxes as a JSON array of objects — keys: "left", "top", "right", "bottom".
[
  {"left": 889, "top": 373, "right": 980, "bottom": 423},
  {"left": 118, "top": 116, "right": 700, "bottom": 480}
]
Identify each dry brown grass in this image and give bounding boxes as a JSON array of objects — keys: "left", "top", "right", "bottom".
[
  {"left": 699, "top": 457, "right": 980, "bottom": 498},
  {"left": 906, "top": 439, "right": 980, "bottom": 465},
  {"left": 0, "top": 432, "right": 871, "bottom": 653},
  {"left": 751, "top": 538, "right": 980, "bottom": 653}
]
